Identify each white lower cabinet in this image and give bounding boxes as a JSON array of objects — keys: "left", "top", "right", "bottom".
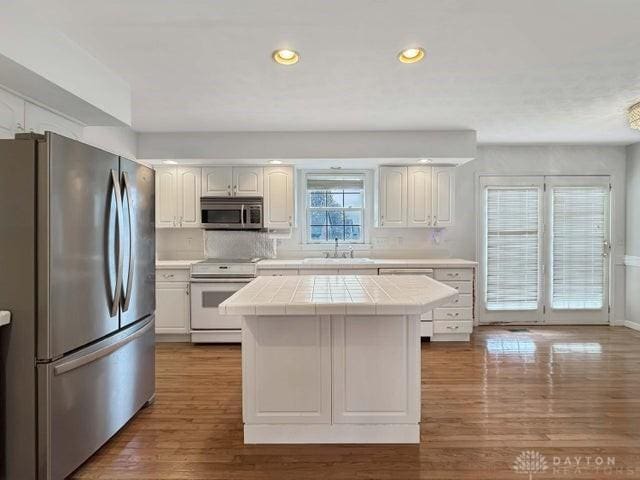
[
  {"left": 332, "top": 315, "right": 419, "bottom": 424},
  {"left": 242, "top": 314, "right": 420, "bottom": 439},
  {"left": 156, "top": 274, "right": 190, "bottom": 334},
  {"left": 242, "top": 316, "right": 331, "bottom": 424}
]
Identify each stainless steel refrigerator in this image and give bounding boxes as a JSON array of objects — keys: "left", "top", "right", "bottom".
[{"left": 0, "top": 132, "right": 156, "bottom": 480}]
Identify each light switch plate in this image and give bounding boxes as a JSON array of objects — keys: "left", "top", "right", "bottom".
[{"left": 0, "top": 311, "right": 10, "bottom": 327}]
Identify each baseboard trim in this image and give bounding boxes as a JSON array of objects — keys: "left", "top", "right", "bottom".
[
  {"left": 191, "top": 330, "right": 241, "bottom": 343},
  {"left": 624, "top": 320, "right": 640, "bottom": 332},
  {"left": 244, "top": 423, "right": 419, "bottom": 444},
  {"left": 155, "top": 333, "right": 190, "bottom": 342}
]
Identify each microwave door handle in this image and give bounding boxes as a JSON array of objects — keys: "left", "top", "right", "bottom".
[{"left": 241, "top": 204, "right": 245, "bottom": 227}]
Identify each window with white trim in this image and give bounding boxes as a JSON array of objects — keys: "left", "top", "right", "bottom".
[{"left": 305, "top": 174, "right": 365, "bottom": 244}]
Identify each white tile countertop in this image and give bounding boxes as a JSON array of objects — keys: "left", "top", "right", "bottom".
[
  {"left": 0, "top": 311, "right": 10, "bottom": 327},
  {"left": 256, "top": 258, "right": 477, "bottom": 269},
  {"left": 219, "top": 275, "right": 458, "bottom": 316},
  {"left": 156, "top": 260, "right": 202, "bottom": 269}
]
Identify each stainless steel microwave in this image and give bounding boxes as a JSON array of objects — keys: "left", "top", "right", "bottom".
[{"left": 200, "top": 197, "right": 263, "bottom": 230}]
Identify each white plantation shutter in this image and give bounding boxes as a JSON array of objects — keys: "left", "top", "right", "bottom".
[
  {"left": 551, "top": 186, "right": 607, "bottom": 310},
  {"left": 485, "top": 187, "right": 541, "bottom": 311}
]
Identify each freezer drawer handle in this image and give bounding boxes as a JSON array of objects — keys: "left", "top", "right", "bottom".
[
  {"left": 53, "top": 320, "right": 153, "bottom": 376},
  {"left": 110, "top": 170, "right": 124, "bottom": 317},
  {"left": 122, "top": 171, "right": 134, "bottom": 312}
]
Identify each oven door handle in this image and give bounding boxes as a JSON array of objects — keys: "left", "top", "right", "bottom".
[{"left": 190, "top": 278, "right": 255, "bottom": 284}]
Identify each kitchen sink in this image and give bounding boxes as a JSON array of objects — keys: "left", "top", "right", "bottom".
[{"left": 302, "top": 257, "right": 375, "bottom": 264}]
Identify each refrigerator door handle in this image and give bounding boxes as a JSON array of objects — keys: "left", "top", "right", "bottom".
[
  {"left": 110, "top": 169, "right": 124, "bottom": 317},
  {"left": 121, "top": 171, "right": 134, "bottom": 312}
]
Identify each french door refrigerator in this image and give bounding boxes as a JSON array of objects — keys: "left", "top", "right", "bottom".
[{"left": 0, "top": 132, "right": 156, "bottom": 480}]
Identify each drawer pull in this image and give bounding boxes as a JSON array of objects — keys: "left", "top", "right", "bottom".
[
  {"left": 446, "top": 325, "right": 460, "bottom": 330},
  {"left": 447, "top": 273, "right": 460, "bottom": 278},
  {"left": 163, "top": 274, "right": 175, "bottom": 278},
  {"left": 446, "top": 312, "right": 460, "bottom": 318}
]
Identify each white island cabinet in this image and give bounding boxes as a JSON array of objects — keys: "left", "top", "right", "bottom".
[{"left": 219, "top": 274, "right": 457, "bottom": 444}]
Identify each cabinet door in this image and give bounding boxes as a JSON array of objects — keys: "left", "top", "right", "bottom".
[
  {"left": 332, "top": 315, "right": 420, "bottom": 424},
  {"left": 379, "top": 166, "right": 407, "bottom": 227},
  {"left": 0, "top": 88, "right": 25, "bottom": 138},
  {"left": 432, "top": 167, "right": 455, "bottom": 227},
  {"left": 155, "top": 282, "right": 190, "bottom": 333},
  {"left": 155, "top": 167, "right": 178, "bottom": 228},
  {"left": 264, "top": 166, "right": 294, "bottom": 228},
  {"left": 202, "top": 166, "right": 232, "bottom": 197},
  {"left": 233, "top": 166, "right": 263, "bottom": 196},
  {"left": 177, "top": 167, "right": 201, "bottom": 227},
  {"left": 243, "top": 315, "right": 331, "bottom": 424},
  {"left": 24, "top": 102, "right": 83, "bottom": 140},
  {"left": 407, "top": 166, "right": 432, "bottom": 227}
]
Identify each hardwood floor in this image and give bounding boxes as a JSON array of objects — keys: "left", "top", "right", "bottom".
[{"left": 71, "top": 326, "right": 640, "bottom": 479}]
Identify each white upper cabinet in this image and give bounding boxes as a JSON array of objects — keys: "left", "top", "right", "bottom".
[
  {"left": 178, "top": 167, "right": 201, "bottom": 227},
  {"left": 0, "top": 89, "right": 25, "bottom": 139},
  {"left": 234, "top": 166, "right": 263, "bottom": 197},
  {"left": 379, "top": 165, "right": 455, "bottom": 228},
  {"left": 202, "top": 166, "right": 233, "bottom": 197},
  {"left": 156, "top": 168, "right": 178, "bottom": 228},
  {"left": 155, "top": 166, "right": 201, "bottom": 228},
  {"left": 407, "top": 166, "right": 433, "bottom": 227},
  {"left": 202, "top": 166, "right": 263, "bottom": 197},
  {"left": 431, "top": 167, "right": 455, "bottom": 227},
  {"left": 379, "top": 166, "right": 407, "bottom": 227},
  {"left": 264, "top": 166, "right": 294, "bottom": 229},
  {"left": 24, "top": 103, "right": 83, "bottom": 140}
]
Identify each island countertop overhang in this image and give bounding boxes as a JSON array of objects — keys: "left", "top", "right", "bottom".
[{"left": 219, "top": 275, "right": 458, "bottom": 316}]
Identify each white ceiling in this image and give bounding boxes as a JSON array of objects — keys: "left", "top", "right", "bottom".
[{"left": 30, "top": 0, "right": 640, "bottom": 144}]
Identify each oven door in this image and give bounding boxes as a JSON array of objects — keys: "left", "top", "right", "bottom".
[{"left": 190, "top": 280, "right": 252, "bottom": 330}]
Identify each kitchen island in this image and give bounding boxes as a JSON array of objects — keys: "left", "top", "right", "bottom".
[{"left": 219, "top": 274, "right": 457, "bottom": 444}]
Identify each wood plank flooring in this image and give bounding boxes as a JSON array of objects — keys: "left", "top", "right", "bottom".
[{"left": 71, "top": 326, "right": 640, "bottom": 479}]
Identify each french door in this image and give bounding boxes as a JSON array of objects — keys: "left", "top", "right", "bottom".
[{"left": 480, "top": 176, "right": 610, "bottom": 324}]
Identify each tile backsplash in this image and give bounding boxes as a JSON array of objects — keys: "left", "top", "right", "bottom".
[
  {"left": 205, "top": 231, "right": 277, "bottom": 259},
  {"left": 156, "top": 228, "right": 205, "bottom": 260}
]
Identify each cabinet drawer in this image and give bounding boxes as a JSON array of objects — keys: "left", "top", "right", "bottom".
[
  {"left": 433, "top": 320, "right": 473, "bottom": 334},
  {"left": 440, "top": 281, "right": 472, "bottom": 294},
  {"left": 257, "top": 269, "right": 299, "bottom": 276},
  {"left": 434, "top": 269, "right": 473, "bottom": 281},
  {"left": 443, "top": 294, "right": 472, "bottom": 308},
  {"left": 420, "top": 311, "right": 433, "bottom": 321},
  {"left": 434, "top": 307, "right": 473, "bottom": 320},
  {"left": 156, "top": 269, "right": 189, "bottom": 282}
]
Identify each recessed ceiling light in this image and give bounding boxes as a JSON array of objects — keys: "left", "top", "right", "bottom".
[
  {"left": 418, "top": 158, "right": 432, "bottom": 164},
  {"left": 162, "top": 160, "right": 178, "bottom": 165},
  {"left": 269, "top": 160, "right": 283, "bottom": 164},
  {"left": 272, "top": 49, "right": 299, "bottom": 65},
  {"left": 398, "top": 47, "right": 425, "bottom": 64}
]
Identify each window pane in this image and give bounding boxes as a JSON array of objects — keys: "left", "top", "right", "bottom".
[
  {"left": 345, "top": 226, "right": 361, "bottom": 241},
  {"left": 344, "top": 210, "right": 362, "bottom": 225},
  {"left": 344, "top": 193, "right": 363, "bottom": 208},
  {"left": 327, "top": 193, "right": 344, "bottom": 207},
  {"left": 486, "top": 187, "right": 540, "bottom": 311},
  {"left": 310, "top": 225, "right": 326, "bottom": 241},
  {"left": 328, "top": 226, "right": 344, "bottom": 241},
  {"left": 551, "top": 187, "right": 606, "bottom": 310},
  {"left": 309, "top": 192, "right": 326, "bottom": 207},
  {"left": 327, "top": 210, "right": 344, "bottom": 225},
  {"left": 310, "top": 210, "right": 326, "bottom": 225}
]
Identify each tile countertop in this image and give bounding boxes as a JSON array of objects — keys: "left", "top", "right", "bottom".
[
  {"left": 0, "top": 311, "right": 10, "bottom": 327},
  {"left": 219, "top": 275, "right": 458, "bottom": 316},
  {"left": 255, "top": 258, "right": 477, "bottom": 269},
  {"left": 156, "top": 260, "right": 202, "bottom": 269}
]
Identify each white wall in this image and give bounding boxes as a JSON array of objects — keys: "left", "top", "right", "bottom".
[
  {"left": 82, "top": 126, "right": 138, "bottom": 160},
  {"left": 625, "top": 142, "right": 640, "bottom": 330},
  {"left": 137, "top": 130, "right": 476, "bottom": 161},
  {"left": 0, "top": 0, "right": 131, "bottom": 126}
]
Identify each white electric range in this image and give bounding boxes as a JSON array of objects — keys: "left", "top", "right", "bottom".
[{"left": 190, "top": 258, "right": 260, "bottom": 343}]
